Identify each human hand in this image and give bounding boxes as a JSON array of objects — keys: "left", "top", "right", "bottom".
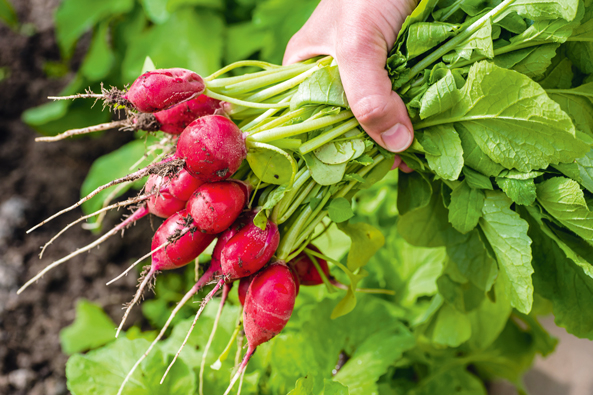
[{"left": 283, "top": 0, "right": 416, "bottom": 171}]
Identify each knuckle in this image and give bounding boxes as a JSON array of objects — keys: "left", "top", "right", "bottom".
[{"left": 350, "top": 95, "right": 390, "bottom": 128}]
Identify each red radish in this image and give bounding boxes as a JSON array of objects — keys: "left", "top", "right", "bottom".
[
  {"left": 116, "top": 209, "right": 215, "bottom": 337},
  {"left": 220, "top": 218, "right": 280, "bottom": 280},
  {"left": 186, "top": 181, "right": 248, "bottom": 234},
  {"left": 153, "top": 95, "right": 224, "bottom": 134},
  {"left": 125, "top": 68, "right": 205, "bottom": 113},
  {"left": 145, "top": 179, "right": 186, "bottom": 218},
  {"left": 176, "top": 115, "right": 247, "bottom": 182},
  {"left": 238, "top": 275, "right": 252, "bottom": 306},
  {"left": 224, "top": 262, "right": 297, "bottom": 395},
  {"left": 167, "top": 168, "right": 205, "bottom": 201},
  {"left": 289, "top": 245, "right": 330, "bottom": 286},
  {"left": 289, "top": 265, "right": 301, "bottom": 296}
]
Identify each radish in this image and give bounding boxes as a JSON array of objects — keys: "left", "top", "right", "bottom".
[
  {"left": 176, "top": 115, "right": 247, "bottom": 182},
  {"left": 224, "top": 262, "right": 297, "bottom": 395},
  {"left": 116, "top": 209, "right": 215, "bottom": 337},
  {"left": 238, "top": 275, "right": 252, "bottom": 306},
  {"left": 289, "top": 245, "right": 330, "bottom": 286},
  {"left": 124, "top": 68, "right": 206, "bottom": 113},
  {"left": 186, "top": 181, "right": 249, "bottom": 234},
  {"left": 220, "top": 217, "right": 280, "bottom": 280},
  {"left": 151, "top": 95, "right": 224, "bottom": 134}
]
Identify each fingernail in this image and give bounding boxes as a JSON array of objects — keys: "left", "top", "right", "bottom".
[{"left": 381, "top": 123, "right": 413, "bottom": 153}]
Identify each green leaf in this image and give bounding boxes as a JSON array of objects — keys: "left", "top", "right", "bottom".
[
  {"left": 253, "top": 209, "right": 268, "bottom": 230},
  {"left": 303, "top": 152, "right": 347, "bottom": 186},
  {"left": 59, "top": 299, "right": 116, "bottom": 355},
  {"left": 566, "top": 5, "right": 593, "bottom": 73},
  {"left": 81, "top": 139, "right": 159, "bottom": 216},
  {"left": 493, "top": 43, "right": 560, "bottom": 79},
  {"left": 398, "top": 183, "right": 468, "bottom": 248},
  {"left": 225, "top": 22, "right": 267, "bottom": 64},
  {"left": 337, "top": 222, "right": 385, "bottom": 272},
  {"left": 288, "top": 376, "right": 314, "bottom": 395},
  {"left": 427, "top": 304, "right": 472, "bottom": 347},
  {"left": 576, "top": 150, "right": 593, "bottom": 194},
  {"left": 447, "top": 230, "right": 498, "bottom": 291},
  {"left": 334, "top": 328, "right": 415, "bottom": 395},
  {"left": 495, "top": 177, "right": 537, "bottom": 205},
  {"left": 0, "top": 0, "right": 18, "bottom": 29},
  {"left": 419, "top": 70, "right": 461, "bottom": 119},
  {"left": 407, "top": 22, "right": 458, "bottom": 60},
  {"left": 323, "top": 380, "right": 349, "bottom": 395},
  {"left": 417, "top": 61, "right": 587, "bottom": 172},
  {"left": 55, "top": 0, "right": 134, "bottom": 55},
  {"left": 520, "top": 205, "right": 593, "bottom": 339},
  {"left": 409, "top": 367, "right": 486, "bottom": 395},
  {"left": 314, "top": 141, "right": 355, "bottom": 165},
  {"left": 397, "top": 171, "right": 433, "bottom": 216},
  {"left": 140, "top": 0, "right": 170, "bottom": 24},
  {"left": 538, "top": 53, "right": 574, "bottom": 89},
  {"left": 448, "top": 180, "right": 485, "bottom": 234},
  {"left": 479, "top": 191, "right": 533, "bottom": 313},
  {"left": 80, "top": 21, "right": 115, "bottom": 81},
  {"left": 547, "top": 82, "right": 593, "bottom": 136},
  {"left": 141, "top": 56, "right": 156, "bottom": 74},
  {"left": 422, "top": 125, "right": 464, "bottom": 180},
  {"left": 509, "top": 0, "right": 579, "bottom": 21},
  {"left": 66, "top": 337, "right": 196, "bottom": 395},
  {"left": 328, "top": 198, "right": 354, "bottom": 223},
  {"left": 536, "top": 177, "right": 593, "bottom": 247},
  {"left": 448, "top": 18, "right": 494, "bottom": 62},
  {"left": 457, "top": 124, "right": 504, "bottom": 177},
  {"left": 247, "top": 145, "right": 295, "bottom": 185},
  {"left": 122, "top": 9, "right": 224, "bottom": 82},
  {"left": 291, "top": 66, "right": 348, "bottom": 110},
  {"left": 463, "top": 167, "right": 493, "bottom": 190},
  {"left": 437, "top": 274, "right": 485, "bottom": 313}
]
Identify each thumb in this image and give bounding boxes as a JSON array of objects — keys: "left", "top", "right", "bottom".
[{"left": 335, "top": 39, "right": 414, "bottom": 153}]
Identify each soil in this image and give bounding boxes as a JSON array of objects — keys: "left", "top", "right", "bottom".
[{"left": 0, "top": 1, "right": 155, "bottom": 394}]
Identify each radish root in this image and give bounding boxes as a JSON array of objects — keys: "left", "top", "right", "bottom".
[
  {"left": 35, "top": 120, "right": 129, "bottom": 142},
  {"left": 161, "top": 278, "right": 225, "bottom": 384}
]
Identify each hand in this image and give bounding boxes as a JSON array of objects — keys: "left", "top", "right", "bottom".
[{"left": 283, "top": 0, "right": 416, "bottom": 172}]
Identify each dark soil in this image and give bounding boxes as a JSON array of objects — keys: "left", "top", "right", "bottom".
[{"left": 0, "top": 2, "right": 154, "bottom": 394}]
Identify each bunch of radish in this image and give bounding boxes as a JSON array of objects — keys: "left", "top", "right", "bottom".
[{"left": 23, "top": 62, "right": 393, "bottom": 394}]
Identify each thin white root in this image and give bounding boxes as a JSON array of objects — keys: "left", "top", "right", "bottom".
[
  {"left": 106, "top": 239, "right": 170, "bottom": 286},
  {"left": 160, "top": 279, "right": 225, "bottom": 384},
  {"left": 199, "top": 283, "right": 231, "bottom": 395},
  {"left": 237, "top": 367, "right": 247, "bottom": 395},
  {"left": 27, "top": 162, "right": 163, "bottom": 234},
  {"left": 116, "top": 268, "right": 155, "bottom": 338},
  {"left": 223, "top": 346, "right": 254, "bottom": 395},
  {"left": 48, "top": 93, "right": 105, "bottom": 100},
  {"left": 35, "top": 120, "right": 128, "bottom": 142},
  {"left": 17, "top": 209, "right": 148, "bottom": 295},
  {"left": 85, "top": 182, "right": 133, "bottom": 230},
  {"left": 116, "top": 280, "right": 206, "bottom": 395},
  {"left": 39, "top": 195, "right": 149, "bottom": 259}
]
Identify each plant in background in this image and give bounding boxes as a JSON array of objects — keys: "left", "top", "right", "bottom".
[{"left": 16, "top": 0, "right": 593, "bottom": 394}]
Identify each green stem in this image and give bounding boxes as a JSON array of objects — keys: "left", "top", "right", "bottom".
[
  {"left": 273, "top": 168, "right": 310, "bottom": 221},
  {"left": 204, "top": 89, "right": 290, "bottom": 109},
  {"left": 217, "top": 64, "right": 315, "bottom": 95},
  {"left": 277, "top": 206, "right": 313, "bottom": 260},
  {"left": 204, "top": 60, "right": 278, "bottom": 82},
  {"left": 277, "top": 179, "right": 316, "bottom": 224},
  {"left": 247, "top": 106, "right": 312, "bottom": 135},
  {"left": 449, "top": 39, "right": 550, "bottom": 69},
  {"left": 244, "top": 57, "right": 332, "bottom": 103},
  {"left": 334, "top": 154, "right": 385, "bottom": 198},
  {"left": 306, "top": 251, "right": 336, "bottom": 293},
  {"left": 248, "top": 111, "right": 354, "bottom": 143},
  {"left": 404, "top": 0, "right": 516, "bottom": 84},
  {"left": 298, "top": 118, "right": 360, "bottom": 154},
  {"left": 240, "top": 97, "right": 292, "bottom": 131}
]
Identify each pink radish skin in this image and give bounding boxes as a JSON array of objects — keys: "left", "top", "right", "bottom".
[
  {"left": 151, "top": 210, "right": 215, "bottom": 271},
  {"left": 186, "top": 181, "right": 248, "bottom": 234},
  {"left": 289, "top": 245, "right": 330, "bottom": 286},
  {"left": 220, "top": 219, "right": 280, "bottom": 280},
  {"left": 125, "top": 68, "right": 205, "bottom": 113},
  {"left": 238, "top": 275, "right": 252, "bottom": 306},
  {"left": 145, "top": 169, "right": 204, "bottom": 218},
  {"left": 176, "top": 115, "right": 247, "bottom": 182},
  {"left": 154, "top": 96, "right": 223, "bottom": 135},
  {"left": 224, "top": 262, "right": 296, "bottom": 394}
]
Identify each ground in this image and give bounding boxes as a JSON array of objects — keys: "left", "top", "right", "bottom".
[{"left": 0, "top": 1, "right": 153, "bottom": 393}]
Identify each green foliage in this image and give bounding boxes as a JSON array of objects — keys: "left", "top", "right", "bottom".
[
  {"left": 0, "top": 0, "right": 18, "bottom": 29},
  {"left": 60, "top": 299, "right": 117, "bottom": 355}
]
